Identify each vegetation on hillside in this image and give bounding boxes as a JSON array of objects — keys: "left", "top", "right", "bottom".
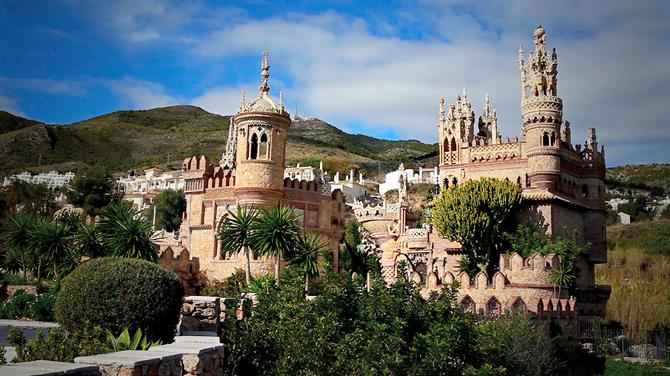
[
  {"left": 598, "top": 220, "right": 670, "bottom": 340},
  {"left": 607, "top": 164, "right": 670, "bottom": 196},
  {"left": 0, "top": 107, "right": 438, "bottom": 178}
]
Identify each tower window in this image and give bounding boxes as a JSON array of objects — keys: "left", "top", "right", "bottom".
[
  {"left": 250, "top": 133, "right": 259, "bottom": 160},
  {"left": 542, "top": 132, "right": 550, "bottom": 146},
  {"left": 550, "top": 132, "right": 556, "bottom": 146},
  {"left": 259, "top": 133, "right": 269, "bottom": 159}
]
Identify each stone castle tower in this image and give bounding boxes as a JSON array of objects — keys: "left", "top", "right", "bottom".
[
  {"left": 520, "top": 25, "right": 562, "bottom": 190},
  {"left": 232, "top": 52, "right": 291, "bottom": 206}
]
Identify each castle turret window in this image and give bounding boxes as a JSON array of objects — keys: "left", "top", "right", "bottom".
[
  {"left": 250, "top": 133, "right": 259, "bottom": 159},
  {"left": 259, "top": 133, "right": 269, "bottom": 159},
  {"left": 542, "top": 132, "right": 550, "bottom": 146}
]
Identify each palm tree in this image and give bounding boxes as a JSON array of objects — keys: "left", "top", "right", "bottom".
[
  {"left": 550, "top": 262, "right": 575, "bottom": 299},
  {"left": 1, "top": 213, "right": 35, "bottom": 282},
  {"left": 29, "top": 218, "right": 72, "bottom": 281},
  {"left": 218, "top": 206, "right": 259, "bottom": 286},
  {"left": 99, "top": 202, "right": 158, "bottom": 261},
  {"left": 250, "top": 206, "right": 300, "bottom": 287},
  {"left": 73, "top": 222, "right": 108, "bottom": 258},
  {"left": 291, "top": 232, "right": 326, "bottom": 293}
]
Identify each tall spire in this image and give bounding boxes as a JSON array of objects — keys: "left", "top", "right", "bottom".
[
  {"left": 239, "top": 90, "right": 246, "bottom": 112},
  {"left": 259, "top": 51, "right": 270, "bottom": 96},
  {"left": 439, "top": 97, "right": 446, "bottom": 123},
  {"left": 484, "top": 93, "right": 490, "bottom": 116},
  {"left": 278, "top": 90, "right": 284, "bottom": 110}
]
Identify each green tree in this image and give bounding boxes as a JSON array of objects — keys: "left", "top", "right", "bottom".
[
  {"left": 218, "top": 206, "right": 259, "bottom": 286},
  {"left": 290, "top": 232, "right": 326, "bottom": 293},
  {"left": 72, "top": 222, "right": 108, "bottom": 258},
  {"left": 432, "top": 178, "right": 523, "bottom": 277},
  {"left": 67, "top": 165, "right": 123, "bottom": 217},
  {"left": 503, "top": 224, "right": 550, "bottom": 258},
  {"left": 28, "top": 218, "right": 72, "bottom": 281},
  {"left": 4, "top": 181, "right": 59, "bottom": 217},
  {"left": 153, "top": 189, "right": 186, "bottom": 232},
  {"left": 99, "top": 202, "right": 157, "bottom": 261},
  {"left": 250, "top": 206, "right": 300, "bottom": 287},
  {"left": 1, "top": 213, "right": 35, "bottom": 282}
]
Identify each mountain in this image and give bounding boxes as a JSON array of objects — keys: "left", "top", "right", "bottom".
[
  {"left": 0, "top": 106, "right": 438, "bottom": 178},
  {"left": 606, "top": 164, "right": 670, "bottom": 196}
]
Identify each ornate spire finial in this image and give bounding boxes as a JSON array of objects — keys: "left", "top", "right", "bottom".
[
  {"left": 259, "top": 51, "right": 270, "bottom": 95},
  {"left": 483, "top": 93, "right": 491, "bottom": 116},
  {"left": 239, "top": 90, "right": 246, "bottom": 111},
  {"left": 462, "top": 87, "right": 468, "bottom": 100},
  {"left": 278, "top": 90, "right": 284, "bottom": 109},
  {"left": 439, "top": 97, "right": 446, "bottom": 123}
]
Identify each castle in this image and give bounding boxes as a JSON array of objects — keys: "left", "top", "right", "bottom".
[
  {"left": 354, "top": 26, "right": 610, "bottom": 320},
  {"left": 164, "top": 52, "right": 346, "bottom": 287}
]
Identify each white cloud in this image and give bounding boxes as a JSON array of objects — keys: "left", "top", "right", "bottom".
[
  {"left": 0, "top": 95, "right": 26, "bottom": 116},
  {"left": 104, "top": 77, "right": 182, "bottom": 109},
  {"left": 0, "top": 76, "right": 86, "bottom": 96},
  {"left": 186, "top": 3, "right": 670, "bottom": 165}
]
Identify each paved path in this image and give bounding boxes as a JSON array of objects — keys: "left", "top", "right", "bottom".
[{"left": 0, "top": 320, "right": 59, "bottom": 363}]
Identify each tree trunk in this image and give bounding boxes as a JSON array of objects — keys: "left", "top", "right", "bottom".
[
  {"left": 37, "top": 257, "right": 43, "bottom": 286},
  {"left": 244, "top": 246, "right": 251, "bottom": 287},
  {"left": 305, "top": 273, "right": 310, "bottom": 294},
  {"left": 275, "top": 252, "right": 281, "bottom": 287},
  {"left": 21, "top": 251, "right": 27, "bottom": 283}
]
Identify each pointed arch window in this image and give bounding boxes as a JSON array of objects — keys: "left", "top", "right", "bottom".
[
  {"left": 550, "top": 131, "right": 556, "bottom": 146},
  {"left": 259, "top": 133, "right": 269, "bottom": 159},
  {"left": 249, "top": 133, "right": 259, "bottom": 160},
  {"left": 542, "top": 132, "right": 550, "bottom": 146}
]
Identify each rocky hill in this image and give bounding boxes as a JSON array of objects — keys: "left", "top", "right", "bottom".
[
  {"left": 0, "top": 106, "right": 438, "bottom": 177},
  {"left": 606, "top": 164, "right": 670, "bottom": 196}
]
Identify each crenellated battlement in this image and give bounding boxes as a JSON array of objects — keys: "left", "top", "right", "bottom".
[{"left": 283, "top": 177, "right": 322, "bottom": 193}]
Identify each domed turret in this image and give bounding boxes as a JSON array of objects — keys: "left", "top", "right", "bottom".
[{"left": 233, "top": 51, "right": 291, "bottom": 206}]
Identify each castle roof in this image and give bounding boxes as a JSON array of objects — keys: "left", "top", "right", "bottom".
[{"left": 237, "top": 51, "right": 288, "bottom": 116}]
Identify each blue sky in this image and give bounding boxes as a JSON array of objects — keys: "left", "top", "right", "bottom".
[{"left": 1, "top": 0, "right": 669, "bottom": 166}]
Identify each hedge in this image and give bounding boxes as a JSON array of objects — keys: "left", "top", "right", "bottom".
[{"left": 55, "top": 257, "right": 184, "bottom": 343}]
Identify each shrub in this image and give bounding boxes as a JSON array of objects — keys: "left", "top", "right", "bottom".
[
  {"left": 55, "top": 257, "right": 184, "bottom": 343},
  {"left": 9, "top": 325, "right": 108, "bottom": 363},
  {"left": 0, "top": 290, "right": 55, "bottom": 321}
]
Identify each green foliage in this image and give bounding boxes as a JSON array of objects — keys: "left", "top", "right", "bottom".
[
  {"left": 8, "top": 325, "right": 108, "bottom": 363},
  {"left": 340, "top": 219, "right": 378, "bottom": 275},
  {"left": 618, "top": 196, "right": 653, "bottom": 222},
  {"left": 248, "top": 275, "right": 276, "bottom": 295},
  {"left": 604, "top": 358, "right": 670, "bottom": 375},
  {"left": 153, "top": 189, "right": 186, "bottom": 232},
  {"left": 609, "top": 219, "right": 670, "bottom": 256},
  {"left": 2, "top": 181, "right": 60, "bottom": 217},
  {"left": 106, "top": 327, "right": 162, "bottom": 351},
  {"left": 503, "top": 224, "right": 550, "bottom": 258},
  {"left": 432, "top": 178, "right": 523, "bottom": 277},
  {"left": 250, "top": 206, "right": 300, "bottom": 286},
  {"left": 55, "top": 257, "right": 184, "bottom": 343},
  {"left": 67, "top": 165, "right": 123, "bottom": 217},
  {"left": 29, "top": 218, "right": 73, "bottom": 280},
  {"left": 218, "top": 206, "right": 259, "bottom": 285},
  {"left": 72, "top": 222, "right": 108, "bottom": 258},
  {"left": 0, "top": 343, "right": 6, "bottom": 365},
  {"left": 289, "top": 232, "right": 326, "bottom": 292},
  {"left": 1, "top": 212, "right": 35, "bottom": 282},
  {"left": 220, "top": 270, "right": 551, "bottom": 376},
  {"left": 99, "top": 201, "right": 158, "bottom": 261},
  {"left": 0, "top": 290, "right": 56, "bottom": 321},
  {"left": 200, "top": 269, "right": 247, "bottom": 298},
  {"left": 477, "top": 313, "right": 561, "bottom": 375}
]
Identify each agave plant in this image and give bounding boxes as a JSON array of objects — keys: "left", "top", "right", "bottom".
[
  {"left": 29, "top": 218, "right": 72, "bottom": 281},
  {"left": 106, "top": 327, "right": 162, "bottom": 352}
]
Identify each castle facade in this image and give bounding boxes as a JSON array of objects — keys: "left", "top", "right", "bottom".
[
  {"left": 356, "top": 26, "right": 610, "bottom": 321},
  {"left": 164, "top": 53, "right": 345, "bottom": 287}
]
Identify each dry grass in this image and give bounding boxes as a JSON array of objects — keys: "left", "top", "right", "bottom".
[{"left": 596, "top": 245, "right": 670, "bottom": 339}]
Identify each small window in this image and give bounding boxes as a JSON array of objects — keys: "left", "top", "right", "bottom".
[
  {"left": 259, "top": 133, "right": 269, "bottom": 159},
  {"left": 249, "top": 134, "right": 259, "bottom": 160},
  {"left": 542, "top": 132, "right": 550, "bottom": 146}
]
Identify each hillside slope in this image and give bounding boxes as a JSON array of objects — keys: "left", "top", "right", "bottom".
[
  {"left": 0, "top": 106, "right": 438, "bottom": 176},
  {"left": 607, "top": 164, "right": 670, "bottom": 194}
]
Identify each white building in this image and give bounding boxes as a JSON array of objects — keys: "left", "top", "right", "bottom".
[
  {"left": 283, "top": 161, "right": 332, "bottom": 195},
  {"left": 330, "top": 169, "right": 371, "bottom": 203},
  {"left": 2, "top": 171, "right": 75, "bottom": 189},
  {"left": 118, "top": 168, "right": 184, "bottom": 211},
  {"left": 379, "top": 166, "right": 439, "bottom": 196}
]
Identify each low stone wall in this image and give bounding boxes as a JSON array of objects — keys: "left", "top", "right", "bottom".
[
  {"left": 74, "top": 335, "right": 224, "bottom": 376},
  {"left": 2, "top": 284, "right": 38, "bottom": 298},
  {"left": 179, "top": 296, "right": 221, "bottom": 334}
]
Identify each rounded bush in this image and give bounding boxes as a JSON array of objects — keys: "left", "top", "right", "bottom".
[{"left": 55, "top": 257, "right": 184, "bottom": 343}]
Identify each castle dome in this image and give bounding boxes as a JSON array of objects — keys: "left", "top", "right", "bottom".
[{"left": 237, "top": 51, "right": 289, "bottom": 116}]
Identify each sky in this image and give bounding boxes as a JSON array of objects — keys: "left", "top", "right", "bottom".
[{"left": 0, "top": 0, "right": 669, "bottom": 167}]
